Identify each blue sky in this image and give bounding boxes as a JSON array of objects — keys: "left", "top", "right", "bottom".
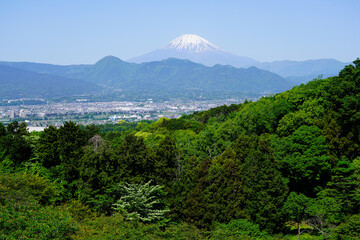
[{"left": 0, "top": 0, "right": 359, "bottom": 64}]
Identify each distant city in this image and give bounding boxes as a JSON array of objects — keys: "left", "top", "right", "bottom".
[{"left": 0, "top": 98, "right": 251, "bottom": 131}]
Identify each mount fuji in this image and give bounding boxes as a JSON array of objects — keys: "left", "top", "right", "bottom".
[
  {"left": 128, "top": 34, "right": 258, "bottom": 68},
  {"left": 128, "top": 34, "right": 348, "bottom": 82}
]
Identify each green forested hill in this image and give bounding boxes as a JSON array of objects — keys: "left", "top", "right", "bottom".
[
  {"left": 0, "top": 56, "right": 291, "bottom": 99},
  {"left": 1, "top": 60, "right": 360, "bottom": 239}
]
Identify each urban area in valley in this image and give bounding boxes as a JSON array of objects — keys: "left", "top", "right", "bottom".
[{"left": 0, "top": 98, "right": 250, "bottom": 131}]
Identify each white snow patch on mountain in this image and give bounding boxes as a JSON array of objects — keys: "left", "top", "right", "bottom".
[
  {"left": 162, "top": 34, "right": 225, "bottom": 53},
  {"left": 128, "top": 34, "right": 258, "bottom": 67}
]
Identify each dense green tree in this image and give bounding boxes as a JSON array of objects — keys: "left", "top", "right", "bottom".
[
  {"left": 235, "top": 98, "right": 276, "bottom": 135},
  {"left": 113, "top": 134, "right": 154, "bottom": 183},
  {"left": 37, "top": 125, "right": 60, "bottom": 168},
  {"left": 205, "top": 147, "right": 245, "bottom": 223},
  {"left": 195, "top": 121, "right": 227, "bottom": 159},
  {"left": 6, "top": 120, "right": 29, "bottom": 136},
  {"left": 0, "top": 121, "right": 32, "bottom": 166},
  {"left": 273, "top": 125, "right": 331, "bottom": 195},
  {"left": 83, "top": 124, "right": 100, "bottom": 141},
  {"left": 153, "top": 136, "right": 179, "bottom": 185},
  {"left": 162, "top": 118, "right": 187, "bottom": 131},
  {"left": 271, "top": 98, "right": 295, "bottom": 125},
  {"left": 319, "top": 158, "right": 359, "bottom": 216},
  {"left": 241, "top": 134, "right": 288, "bottom": 232},
  {"left": 305, "top": 196, "right": 342, "bottom": 240},
  {"left": 282, "top": 192, "right": 311, "bottom": 239},
  {"left": 320, "top": 59, "right": 360, "bottom": 159},
  {"left": 352, "top": 157, "right": 360, "bottom": 213},
  {"left": 77, "top": 136, "right": 117, "bottom": 214},
  {"left": 0, "top": 133, "right": 32, "bottom": 165},
  {"left": 171, "top": 129, "right": 197, "bottom": 160},
  {"left": 192, "top": 103, "right": 241, "bottom": 124},
  {"left": 182, "top": 157, "right": 213, "bottom": 228},
  {"left": 0, "top": 122, "right": 6, "bottom": 137},
  {"left": 58, "top": 121, "right": 87, "bottom": 182}
]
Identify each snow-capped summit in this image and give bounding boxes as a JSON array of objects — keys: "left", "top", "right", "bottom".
[
  {"left": 162, "top": 34, "right": 224, "bottom": 53},
  {"left": 128, "top": 34, "right": 258, "bottom": 68}
]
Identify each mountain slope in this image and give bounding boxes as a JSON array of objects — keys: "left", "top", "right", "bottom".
[
  {"left": 128, "top": 34, "right": 258, "bottom": 68},
  {"left": 79, "top": 56, "right": 138, "bottom": 86},
  {"left": 128, "top": 58, "right": 289, "bottom": 93},
  {"left": 0, "top": 57, "right": 291, "bottom": 99},
  {"left": 0, "top": 61, "right": 91, "bottom": 80},
  {"left": 78, "top": 57, "right": 291, "bottom": 96},
  {"left": 0, "top": 65, "right": 102, "bottom": 99}
]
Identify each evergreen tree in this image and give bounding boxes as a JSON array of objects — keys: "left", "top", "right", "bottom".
[
  {"left": 57, "top": 121, "right": 86, "bottom": 182},
  {"left": 37, "top": 125, "right": 60, "bottom": 168},
  {"left": 241, "top": 134, "right": 288, "bottom": 232}
]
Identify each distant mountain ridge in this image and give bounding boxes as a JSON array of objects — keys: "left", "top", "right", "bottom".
[
  {"left": 0, "top": 56, "right": 291, "bottom": 100},
  {"left": 0, "top": 65, "right": 102, "bottom": 99},
  {"left": 255, "top": 59, "right": 349, "bottom": 82}
]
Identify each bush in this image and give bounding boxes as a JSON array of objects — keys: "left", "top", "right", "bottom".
[
  {"left": 210, "top": 219, "right": 269, "bottom": 240},
  {"left": 73, "top": 215, "right": 205, "bottom": 240},
  {"left": 332, "top": 214, "right": 360, "bottom": 240},
  {"left": 0, "top": 200, "right": 76, "bottom": 240},
  {"left": 0, "top": 171, "right": 62, "bottom": 205}
]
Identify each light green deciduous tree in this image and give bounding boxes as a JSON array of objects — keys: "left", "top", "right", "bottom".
[{"left": 113, "top": 180, "right": 169, "bottom": 222}]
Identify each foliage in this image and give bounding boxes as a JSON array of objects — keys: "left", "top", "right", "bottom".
[
  {"left": 332, "top": 214, "right": 360, "bottom": 240},
  {"left": 241, "top": 134, "right": 288, "bottom": 233},
  {"left": 0, "top": 170, "right": 62, "bottom": 205},
  {"left": 210, "top": 219, "right": 269, "bottom": 240},
  {"left": 0, "top": 200, "right": 76, "bottom": 240},
  {"left": 0, "top": 120, "right": 32, "bottom": 166},
  {"left": 37, "top": 125, "right": 60, "bottom": 168},
  {"left": 272, "top": 125, "right": 331, "bottom": 195},
  {"left": 282, "top": 192, "right": 311, "bottom": 238},
  {"left": 73, "top": 214, "right": 205, "bottom": 240}
]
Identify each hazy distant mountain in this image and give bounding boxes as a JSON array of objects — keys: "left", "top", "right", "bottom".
[
  {"left": 128, "top": 34, "right": 258, "bottom": 68},
  {"left": 255, "top": 59, "right": 349, "bottom": 82},
  {"left": 0, "top": 65, "right": 102, "bottom": 99},
  {"left": 0, "top": 57, "right": 136, "bottom": 86},
  {"left": 0, "top": 56, "right": 290, "bottom": 99},
  {"left": 0, "top": 61, "right": 91, "bottom": 79}
]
